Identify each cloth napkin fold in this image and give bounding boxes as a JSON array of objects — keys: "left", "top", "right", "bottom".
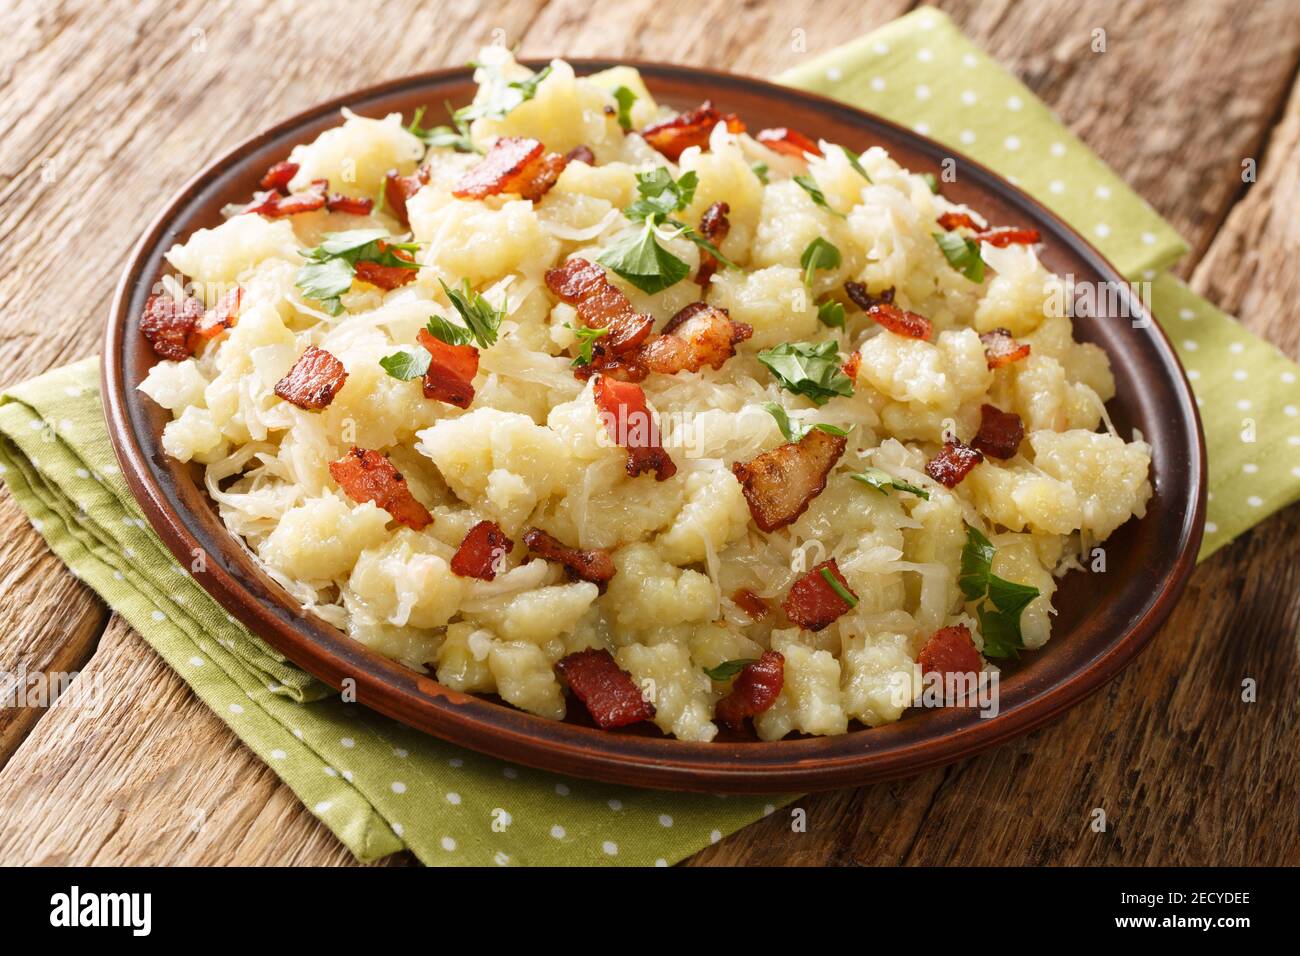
[{"left": 2, "top": 6, "right": 1296, "bottom": 865}]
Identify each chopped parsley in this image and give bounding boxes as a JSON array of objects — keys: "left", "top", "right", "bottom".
[
  {"left": 958, "top": 524, "right": 1041, "bottom": 658},
  {"left": 612, "top": 85, "right": 637, "bottom": 131},
  {"left": 624, "top": 168, "right": 698, "bottom": 222},
  {"left": 704, "top": 658, "right": 758, "bottom": 681},
  {"left": 761, "top": 402, "right": 850, "bottom": 443},
  {"left": 800, "top": 237, "right": 841, "bottom": 289},
  {"left": 436, "top": 278, "right": 504, "bottom": 348},
  {"left": 756, "top": 340, "right": 854, "bottom": 406},
  {"left": 920, "top": 171, "right": 939, "bottom": 194},
  {"left": 933, "top": 230, "right": 984, "bottom": 283},
  {"left": 816, "top": 299, "right": 846, "bottom": 329},
  {"left": 565, "top": 322, "right": 609, "bottom": 366},
  {"left": 751, "top": 161, "right": 770, "bottom": 184},
  {"left": 406, "top": 104, "right": 478, "bottom": 152},
  {"left": 378, "top": 348, "right": 430, "bottom": 381},
  {"left": 794, "top": 174, "right": 845, "bottom": 218},
  {"left": 296, "top": 229, "right": 421, "bottom": 315},
  {"left": 840, "top": 145, "right": 872, "bottom": 183},
  {"left": 454, "top": 63, "right": 553, "bottom": 125},
  {"left": 598, "top": 219, "right": 691, "bottom": 294},
  {"left": 849, "top": 467, "right": 930, "bottom": 500},
  {"left": 819, "top": 567, "right": 859, "bottom": 607}
]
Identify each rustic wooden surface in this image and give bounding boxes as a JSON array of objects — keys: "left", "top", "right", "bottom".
[{"left": 0, "top": 0, "right": 1296, "bottom": 866}]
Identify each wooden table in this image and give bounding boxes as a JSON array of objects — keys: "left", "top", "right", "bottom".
[{"left": 0, "top": 0, "right": 1296, "bottom": 866}]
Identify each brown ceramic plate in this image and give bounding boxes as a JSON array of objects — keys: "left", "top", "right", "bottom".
[{"left": 103, "top": 60, "right": 1205, "bottom": 792}]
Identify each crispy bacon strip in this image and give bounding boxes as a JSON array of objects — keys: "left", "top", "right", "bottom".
[
  {"left": 925, "top": 439, "right": 984, "bottom": 488},
  {"left": 844, "top": 282, "right": 895, "bottom": 312},
  {"left": 545, "top": 258, "right": 654, "bottom": 354},
  {"left": 638, "top": 101, "right": 745, "bottom": 161},
  {"left": 637, "top": 303, "right": 752, "bottom": 375},
  {"left": 353, "top": 242, "right": 419, "bottom": 291},
  {"left": 695, "top": 201, "right": 731, "bottom": 287},
  {"left": 259, "top": 161, "right": 299, "bottom": 193},
  {"left": 571, "top": 345, "right": 648, "bottom": 383},
  {"left": 731, "top": 588, "right": 770, "bottom": 621},
  {"left": 756, "top": 127, "right": 823, "bottom": 158},
  {"left": 191, "top": 286, "right": 243, "bottom": 346},
  {"left": 384, "top": 166, "right": 429, "bottom": 228},
  {"left": 326, "top": 193, "right": 375, "bottom": 216},
  {"left": 936, "top": 210, "right": 984, "bottom": 232},
  {"left": 555, "top": 648, "right": 655, "bottom": 729},
  {"left": 918, "top": 624, "right": 982, "bottom": 679},
  {"left": 564, "top": 144, "right": 596, "bottom": 165},
  {"left": 273, "top": 345, "right": 348, "bottom": 410},
  {"left": 865, "top": 301, "right": 932, "bottom": 340},
  {"left": 592, "top": 375, "right": 677, "bottom": 480},
  {"left": 140, "top": 292, "right": 205, "bottom": 360},
  {"left": 976, "top": 226, "right": 1041, "bottom": 247},
  {"left": 783, "top": 559, "right": 857, "bottom": 631},
  {"left": 841, "top": 350, "right": 862, "bottom": 381},
  {"left": 247, "top": 178, "right": 328, "bottom": 218},
  {"left": 328, "top": 447, "right": 432, "bottom": 530},
  {"left": 452, "top": 136, "right": 566, "bottom": 201},
  {"left": 523, "top": 528, "right": 616, "bottom": 586},
  {"left": 979, "top": 327, "right": 1031, "bottom": 369},
  {"left": 714, "top": 650, "right": 785, "bottom": 729},
  {"left": 971, "top": 403, "right": 1024, "bottom": 460},
  {"left": 732, "top": 427, "right": 846, "bottom": 532},
  {"left": 450, "top": 520, "right": 513, "bottom": 580},
  {"left": 416, "top": 328, "right": 479, "bottom": 408}
]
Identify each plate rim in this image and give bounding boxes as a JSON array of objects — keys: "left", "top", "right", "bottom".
[{"left": 102, "top": 59, "right": 1207, "bottom": 792}]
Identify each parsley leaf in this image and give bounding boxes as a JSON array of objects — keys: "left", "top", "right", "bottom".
[
  {"left": 438, "top": 278, "right": 504, "bottom": 348},
  {"left": 565, "top": 322, "right": 609, "bottom": 366},
  {"left": 800, "top": 237, "right": 841, "bottom": 288},
  {"left": 840, "top": 145, "right": 872, "bottom": 183},
  {"left": 612, "top": 85, "right": 637, "bottom": 131},
  {"left": 296, "top": 230, "right": 421, "bottom": 315},
  {"left": 816, "top": 299, "right": 846, "bottom": 329},
  {"left": 704, "top": 658, "right": 759, "bottom": 681},
  {"left": 454, "top": 63, "right": 553, "bottom": 124},
  {"left": 819, "top": 567, "right": 859, "bottom": 607},
  {"left": 934, "top": 230, "right": 985, "bottom": 283},
  {"left": 598, "top": 220, "right": 690, "bottom": 294},
  {"left": 921, "top": 172, "right": 939, "bottom": 194},
  {"left": 959, "top": 524, "right": 996, "bottom": 601},
  {"left": 958, "top": 524, "right": 1040, "bottom": 658},
  {"left": 424, "top": 313, "right": 476, "bottom": 347},
  {"left": 624, "top": 168, "right": 698, "bottom": 222},
  {"left": 761, "top": 402, "right": 850, "bottom": 443},
  {"left": 757, "top": 340, "right": 854, "bottom": 406},
  {"left": 407, "top": 104, "right": 478, "bottom": 152},
  {"left": 379, "top": 348, "right": 431, "bottom": 381},
  {"left": 849, "top": 467, "right": 930, "bottom": 500},
  {"left": 751, "top": 161, "right": 770, "bottom": 184},
  {"left": 794, "top": 174, "right": 845, "bottom": 218},
  {"left": 295, "top": 259, "right": 357, "bottom": 316}
]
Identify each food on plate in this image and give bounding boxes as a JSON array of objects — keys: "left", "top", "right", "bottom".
[{"left": 139, "top": 50, "right": 1152, "bottom": 740}]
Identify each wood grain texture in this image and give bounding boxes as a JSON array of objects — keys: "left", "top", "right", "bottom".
[{"left": 0, "top": 0, "right": 1296, "bottom": 866}]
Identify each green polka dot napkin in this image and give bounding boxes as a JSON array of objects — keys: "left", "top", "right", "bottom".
[{"left": 1, "top": 6, "right": 1295, "bottom": 866}]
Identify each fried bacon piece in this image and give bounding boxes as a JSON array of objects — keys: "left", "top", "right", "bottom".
[
  {"left": 140, "top": 292, "right": 205, "bottom": 360},
  {"left": 695, "top": 201, "right": 731, "bottom": 287},
  {"left": 571, "top": 345, "right": 648, "bottom": 383},
  {"left": 259, "top": 161, "right": 299, "bottom": 193},
  {"left": 841, "top": 350, "right": 862, "bottom": 381},
  {"left": 384, "top": 166, "right": 430, "bottom": 228},
  {"left": 975, "top": 226, "right": 1041, "bottom": 248},
  {"left": 191, "top": 286, "right": 243, "bottom": 346},
  {"left": 452, "top": 136, "right": 566, "bottom": 201},
  {"left": 936, "top": 210, "right": 983, "bottom": 232},
  {"left": 555, "top": 648, "right": 655, "bottom": 729},
  {"left": 450, "top": 520, "right": 514, "bottom": 580},
  {"left": 416, "top": 327, "right": 478, "bottom": 408},
  {"left": 756, "top": 127, "right": 823, "bottom": 158},
  {"left": 325, "top": 193, "right": 375, "bottom": 216},
  {"left": 918, "top": 624, "right": 982, "bottom": 679},
  {"left": 925, "top": 439, "right": 984, "bottom": 488},
  {"left": 353, "top": 242, "right": 419, "bottom": 291},
  {"left": 731, "top": 588, "right": 770, "bottom": 621},
  {"left": 592, "top": 375, "right": 677, "bottom": 480},
  {"left": 979, "top": 327, "right": 1031, "bottom": 369},
  {"left": 865, "top": 301, "right": 932, "bottom": 340},
  {"left": 714, "top": 651, "right": 785, "bottom": 729},
  {"left": 247, "top": 178, "right": 328, "bottom": 218},
  {"left": 545, "top": 258, "right": 654, "bottom": 354},
  {"left": 844, "top": 281, "right": 895, "bottom": 312},
  {"left": 328, "top": 447, "right": 432, "bottom": 530},
  {"left": 971, "top": 403, "right": 1024, "bottom": 460},
  {"left": 732, "top": 427, "right": 846, "bottom": 532},
  {"left": 638, "top": 101, "right": 745, "bottom": 161},
  {"left": 523, "top": 528, "right": 616, "bottom": 586},
  {"left": 637, "top": 303, "right": 752, "bottom": 375},
  {"left": 783, "top": 559, "right": 858, "bottom": 632},
  {"left": 565, "top": 144, "right": 596, "bottom": 165},
  {"left": 273, "top": 345, "right": 348, "bottom": 410}
]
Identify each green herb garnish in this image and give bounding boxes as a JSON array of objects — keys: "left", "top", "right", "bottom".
[
  {"left": 794, "top": 174, "right": 845, "bottom": 218},
  {"left": 958, "top": 524, "right": 1040, "bottom": 658},
  {"left": 849, "top": 467, "right": 929, "bottom": 500},
  {"left": 624, "top": 168, "right": 698, "bottom": 222},
  {"left": 816, "top": 299, "right": 846, "bottom": 329},
  {"left": 819, "top": 567, "right": 859, "bottom": 607},
  {"left": 407, "top": 104, "right": 478, "bottom": 152},
  {"left": 751, "top": 161, "right": 770, "bottom": 184},
  {"left": 598, "top": 220, "right": 691, "bottom": 294},
  {"left": 840, "top": 145, "right": 872, "bottom": 183},
  {"left": 378, "top": 348, "right": 430, "bottom": 381},
  {"left": 612, "top": 85, "right": 637, "bottom": 131},
  {"left": 454, "top": 63, "right": 553, "bottom": 124},
  {"left": 921, "top": 172, "right": 939, "bottom": 194},
  {"left": 800, "top": 237, "right": 841, "bottom": 289},
  {"left": 761, "top": 402, "right": 850, "bottom": 443},
  {"left": 933, "top": 231, "right": 984, "bottom": 283},
  {"left": 437, "top": 278, "right": 504, "bottom": 348},
  {"left": 756, "top": 340, "right": 854, "bottom": 406},
  {"left": 296, "top": 229, "right": 421, "bottom": 315},
  {"left": 565, "top": 323, "right": 609, "bottom": 366},
  {"left": 704, "top": 658, "right": 758, "bottom": 681}
]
